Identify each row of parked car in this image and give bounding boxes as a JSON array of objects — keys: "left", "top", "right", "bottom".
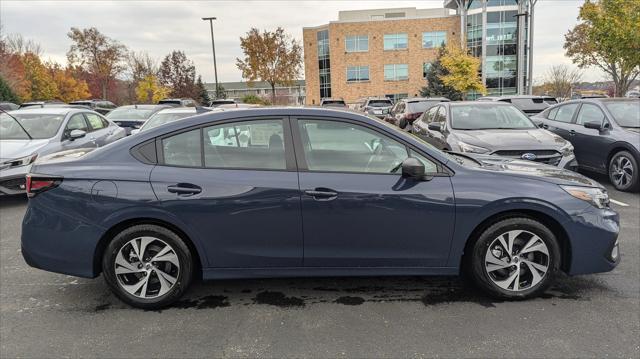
[{"left": 327, "top": 95, "right": 638, "bottom": 192}]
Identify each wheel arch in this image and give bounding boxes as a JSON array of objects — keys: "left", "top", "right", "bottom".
[
  {"left": 460, "top": 209, "right": 572, "bottom": 273},
  {"left": 607, "top": 142, "right": 640, "bottom": 167},
  {"left": 93, "top": 218, "right": 205, "bottom": 279}
]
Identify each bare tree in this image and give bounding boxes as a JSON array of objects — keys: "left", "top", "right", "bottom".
[
  {"left": 127, "top": 51, "right": 157, "bottom": 83},
  {"left": 543, "top": 65, "right": 583, "bottom": 99},
  {"left": 5, "top": 33, "right": 42, "bottom": 56}
]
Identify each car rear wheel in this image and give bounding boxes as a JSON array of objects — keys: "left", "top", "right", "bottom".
[
  {"left": 469, "top": 217, "right": 561, "bottom": 299},
  {"left": 102, "top": 224, "right": 193, "bottom": 309},
  {"left": 609, "top": 151, "right": 639, "bottom": 192}
]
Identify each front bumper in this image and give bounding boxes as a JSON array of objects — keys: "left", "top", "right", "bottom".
[{"left": 0, "top": 165, "right": 30, "bottom": 195}]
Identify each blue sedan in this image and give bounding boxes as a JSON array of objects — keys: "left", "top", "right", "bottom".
[{"left": 21, "top": 107, "right": 620, "bottom": 309}]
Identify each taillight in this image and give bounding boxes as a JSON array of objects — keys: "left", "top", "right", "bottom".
[{"left": 26, "top": 174, "right": 62, "bottom": 198}]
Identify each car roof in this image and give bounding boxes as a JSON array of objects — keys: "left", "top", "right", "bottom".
[
  {"left": 478, "top": 95, "right": 545, "bottom": 100},
  {"left": 117, "top": 104, "right": 170, "bottom": 110},
  {"left": 402, "top": 97, "right": 449, "bottom": 102},
  {"left": 154, "top": 107, "right": 203, "bottom": 114},
  {"left": 448, "top": 101, "right": 512, "bottom": 106},
  {"left": 8, "top": 107, "right": 82, "bottom": 115}
]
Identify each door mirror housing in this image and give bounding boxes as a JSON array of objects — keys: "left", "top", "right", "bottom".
[
  {"left": 401, "top": 157, "right": 426, "bottom": 179},
  {"left": 68, "top": 129, "right": 86, "bottom": 141},
  {"left": 428, "top": 122, "right": 442, "bottom": 132},
  {"left": 583, "top": 121, "right": 602, "bottom": 130},
  {"left": 531, "top": 119, "right": 544, "bottom": 128}
]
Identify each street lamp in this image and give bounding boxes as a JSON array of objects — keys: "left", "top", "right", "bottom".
[{"left": 202, "top": 17, "right": 219, "bottom": 100}]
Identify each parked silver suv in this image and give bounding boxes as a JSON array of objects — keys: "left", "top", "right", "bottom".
[{"left": 358, "top": 97, "right": 393, "bottom": 119}]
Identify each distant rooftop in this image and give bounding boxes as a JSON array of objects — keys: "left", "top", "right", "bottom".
[
  {"left": 205, "top": 80, "right": 305, "bottom": 91},
  {"left": 336, "top": 7, "right": 453, "bottom": 22}
]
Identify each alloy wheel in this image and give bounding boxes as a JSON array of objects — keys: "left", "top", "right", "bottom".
[
  {"left": 612, "top": 156, "right": 634, "bottom": 188},
  {"left": 114, "top": 236, "right": 180, "bottom": 299},
  {"left": 484, "top": 230, "right": 550, "bottom": 292}
]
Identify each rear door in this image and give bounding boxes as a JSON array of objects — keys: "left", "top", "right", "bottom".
[
  {"left": 543, "top": 103, "right": 579, "bottom": 140},
  {"left": 292, "top": 116, "right": 455, "bottom": 267},
  {"left": 83, "top": 112, "right": 111, "bottom": 146},
  {"left": 149, "top": 116, "right": 303, "bottom": 268}
]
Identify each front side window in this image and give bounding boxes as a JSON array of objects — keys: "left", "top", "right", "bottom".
[
  {"left": 298, "top": 119, "right": 412, "bottom": 174},
  {"left": 346, "top": 66, "right": 370, "bottom": 82},
  {"left": 554, "top": 103, "right": 579, "bottom": 123},
  {"left": 85, "top": 113, "right": 106, "bottom": 131},
  {"left": 576, "top": 104, "right": 605, "bottom": 126},
  {"left": 162, "top": 129, "right": 202, "bottom": 167},
  {"left": 345, "top": 35, "right": 368, "bottom": 52},
  {"left": 203, "top": 119, "right": 286, "bottom": 170},
  {"left": 384, "top": 64, "right": 409, "bottom": 81},
  {"left": 65, "top": 114, "right": 89, "bottom": 135},
  {"left": 383, "top": 33, "right": 408, "bottom": 50},
  {"left": 422, "top": 31, "right": 447, "bottom": 48}
]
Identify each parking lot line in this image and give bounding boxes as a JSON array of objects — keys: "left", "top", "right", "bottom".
[{"left": 609, "top": 199, "right": 629, "bottom": 207}]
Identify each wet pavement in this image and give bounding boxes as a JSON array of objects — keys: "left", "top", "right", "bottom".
[{"left": 1, "top": 179, "right": 638, "bottom": 358}]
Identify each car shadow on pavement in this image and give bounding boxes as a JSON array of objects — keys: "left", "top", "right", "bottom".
[
  {"left": 86, "top": 272, "right": 616, "bottom": 313},
  {"left": 0, "top": 195, "right": 28, "bottom": 208}
]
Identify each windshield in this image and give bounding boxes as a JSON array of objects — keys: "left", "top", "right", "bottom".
[
  {"left": 605, "top": 101, "right": 640, "bottom": 127},
  {"left": 106, "top": 108, "right": 155, "bottom": 120},
  {"left": 368, "top": 100, "right": 392, "bottom": 107},
  {"left": 141, "top": 112, "right": 194, "bottom": 131},
  {"left": 451, "top": 105, "right": 536, "bottom": 130},
  {"left": 407, "top": 101, "right": 439, "bottom": 114},
  {"left": 0, "top": 113, "right": 64, "bottom": 140}
]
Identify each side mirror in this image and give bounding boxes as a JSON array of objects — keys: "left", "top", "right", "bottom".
[
  {"left": 584, "top": 121, "right": 602, "bottom": 130},
  {"left": 531, "top": 119, "right": 544, "bottom": 128},
  {"left": 398, "top": 118, "right": 408, "bottom": 129},
  {"left": 401, "top": 157, "right": 425, "bottom": 179},
  {"left": 428, "top": 122, "right": 442, "bottom": 132},
  {"left": 68, "top": 129, "right": 86, "bottom": 141}
]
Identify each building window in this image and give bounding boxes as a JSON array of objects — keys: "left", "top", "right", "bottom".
[
  {"left": 385, "top": 93, "right": 409, "bottom": 102},
  {"left": 384, "top": 64, "right": 409, "bottom": 81},
  {"left": 385, "top": 12, "right": 405, "bottom": 18},
  {"left": 422, "top": 31, "right": 447, "bottom": 48},
  {"left": 345, "top": 35, "right": 368, "bottom": 52},
  {"left": 317, "top": 30, "right": 331, "bottom": 99},
  {"left": 383, "top": 33, "right": 408, "bottom": 50},
  {"left": 423, "top": 63, "right": 432, "bottom": 78},
  {"left": 346, "top": 66, "right": 369, "bottom": 82}
]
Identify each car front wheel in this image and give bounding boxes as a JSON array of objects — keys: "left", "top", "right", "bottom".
[
  {"left": 102, "top": 224, "right": 193, "bottom": 309},
  {"left": 469, "top": 217, "right": 561, "bottom": 299},
  {"left": 609, "top": 151, "right": 639, "bottom": 192}
]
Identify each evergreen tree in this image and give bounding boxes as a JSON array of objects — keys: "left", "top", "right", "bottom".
[
  {"left": 0, "top": 76, "right": 20, "bottom": 103},
  {"left": 419, "top": 46, "right": 463, "bottom": 101},
  {"left": 195, "top": 76, "right": 210, "bottom": 105}
]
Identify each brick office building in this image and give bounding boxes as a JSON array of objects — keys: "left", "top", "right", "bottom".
[{"left": 303, "top": 7, "right": 460, "bottom": 105}]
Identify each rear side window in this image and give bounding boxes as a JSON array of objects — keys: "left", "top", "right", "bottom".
[
  {"left": 162, "top": 129, "right": 202, "bottom": 167},
  {"left": 553, "top": 104, "right": 579, "bottom": 123},
  {"left": 85, "top": 113, "right": 106, "bottom": 131},
  {"left": 546, "top": 107, "right": 559, "bottom": 120},
  {"left": 203, "top": 119, "right": 286, "bottom": 170}
]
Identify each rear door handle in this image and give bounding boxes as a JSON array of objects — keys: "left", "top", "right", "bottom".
[
  {"left": 569, "top": 130, "right": 576, "bottom": 136},
  {"left": 304, "top": 188, "right": 338, "bottom": 201},
  {"left": 167, "top": 183, "right": 202, "bottom": 196},
  {"left": 542, "top": 124, "right": 549, "bottom": 129}
]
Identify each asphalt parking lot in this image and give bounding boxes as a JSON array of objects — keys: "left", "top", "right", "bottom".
[{"left": 1, "top": 174, "right": 638, "bottom": 358}]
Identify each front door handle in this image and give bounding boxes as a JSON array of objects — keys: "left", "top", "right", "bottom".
[
  {"left": 542, "top": 124, "right": 549, "bottom": 129},
  {"left": 167, "top": 183, "right": 202, "bottom": 196},
  {"left": 304, "top": 188, "right": 338, "bottom": 201}
]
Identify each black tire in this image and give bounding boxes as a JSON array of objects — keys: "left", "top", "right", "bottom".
[
  {"left": 102, "top": 224, "right": 193, "bottom": 309},
  {"left": 608, "top": 151, "right": 639, "bottom": 192},
  {"left": 468, "top": 217, "right": 561, "bottom": 300}
]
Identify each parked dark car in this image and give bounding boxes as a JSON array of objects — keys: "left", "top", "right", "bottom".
[
  {"left": 69, "top": 99, "right": 117, "bottom": 115},
  {"left": 0, "top": 107, "right": 125, "bottom": 195},
  {"left": 106, "top": 104, "right": 171, "bottom": 135},
  {"left": 0, "top": 102, "right": 19, "bottom": 111},
  {"left": 320, "top": 98, "right": 347, "bottom": 108},
  {"left": 22, "top": 107, "right": 619, "bottom": 309},
  {"left": 209, "top": 99, "right": 237, "bottom": 107},
  {"left": 532, "top": 98, "right": 640, "bottom": 191},
  {"left": 384, "top": 97, "right": 449, "bottom": 130},
  {"left": 158, "top": 98, "right": 197, "bottom": 107},
  {"left": 358, "top": 97, "right": 394, "bottom": 119},
  {"left": 412, "top": 102, "right": 577, "bottom": 169},
  {"left": 477, "top": 95, "right": 551, "bottom": 116}
]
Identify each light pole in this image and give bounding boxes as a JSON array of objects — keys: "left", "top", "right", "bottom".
[{"left": 202, "top": 17, "right": 219, "bottom": 100}]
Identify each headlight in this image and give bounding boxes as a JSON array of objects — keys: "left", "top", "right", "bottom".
[
  {"left": 458, "top": 141, "right": 491, "bottom": 154},
  {"left": 1, "top": 153, "right": 38, "bottom": 170},
  {"left": 560, "top": 185, "right": 609, "bottom": 209},
  {"left": 560, "top": 142, "right": 574, "bottom": 157}
]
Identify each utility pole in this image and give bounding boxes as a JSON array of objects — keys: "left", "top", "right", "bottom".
[{"left": 202, "top": 17, "right": 219, "bottom": 100}]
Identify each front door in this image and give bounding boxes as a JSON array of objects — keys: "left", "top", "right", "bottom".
[
  {"left": 150, "top": 117, "right": 303, "bottom": 268},
  {"left": 293, "top": 117, "right": 455, "bottom": 268},
  {"left": 572, "top": 103, "right": 613, "bottom": 171},
  {"left": 61, "top": 113, "right": 96, "bottom": 150}
]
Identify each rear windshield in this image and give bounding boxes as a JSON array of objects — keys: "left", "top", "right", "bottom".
[
  {"left": 106, "top": 108, "right": 155, "bottom": 120},
  {"left": 605, "top": 101, "right": 640, "bottom": 127},
  {"left": 0, "top": 113, "right": 65, "bottom": 139},
  {"left": 406, "top": 101, "right": 439, "bottom": 114},
  {"left": 141, "top": 112, "right": 194, "bottom": 131},
  {"left": 322, "top": 100, "right": 345, "bottom": 106},
  {"left": 451, "top": 105, "right": 536, "bottom": 130},
  {"left": 507, "top": 98, "right": 548, "bottom": 113},
  {"left": 367, "top": 100, "right": 392, "bottom": 107}
]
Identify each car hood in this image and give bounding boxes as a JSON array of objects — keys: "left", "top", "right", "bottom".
[
  {"left": 468, "top": 154, "right": 602, "bottom": 187},
  {"left": 455, "top": 128, "right": 567, "bottom": 151},
  {"left": 0, "top": 139, "right": 50, "bottom": 162}
]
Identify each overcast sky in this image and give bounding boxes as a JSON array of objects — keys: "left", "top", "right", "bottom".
[{"left": 0, "top": 0, "right": 604, "bottom": 84}]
